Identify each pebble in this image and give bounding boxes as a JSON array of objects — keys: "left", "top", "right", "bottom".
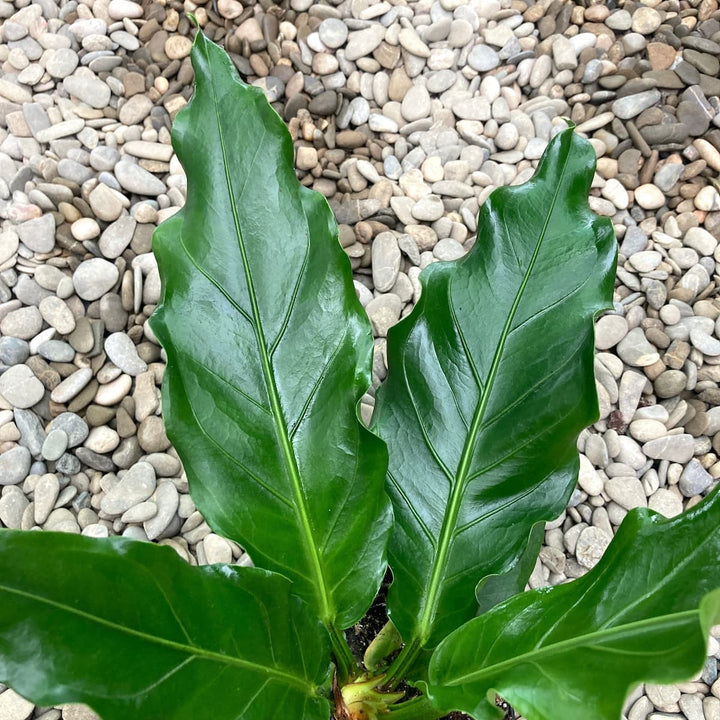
[
  {"left": 15, "top": 214, "right": 55, "bottom": 253},
  {"left": 0, "top": 365, "right": 45, "bottom": 409},
  {"left": 114, "top": 161, "right": 166, "bottom": 195},
  {"left": 73, "top": 259, "right": 119, "bottom": 301},
  {"left": 104, "top": 333, "right": 148, "bottom": 376},
  {"left": 0, "top": 446, "right": 31, "bottom": 486},
  {"left": 0, "top": 689, "right": 34, "bottom": 720},
  {"left": 643, "top": 435, "right": 695, "bottom": 464},
  {"left": 100, "top": 462, "right": 156, "bottom": 516},
  {"left": 679, "top": 459, "right": 713, "bottom": 498}
]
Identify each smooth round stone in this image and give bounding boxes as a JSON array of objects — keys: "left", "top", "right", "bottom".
[
  {"left": 318, "top": 18, "right": 348, "bottom": 48},
  {"left": 100, "top": 461, "right": 156, "bottom": 515},
  {"left": 15, "top": 214, "right": 55, "bottom": 253},
  {"left": 48, "top": 412, "right": 88, "bottom": 447},
  {"left": 684, "top": 227, "right": 717, "bottom": 256},
  {"left": 63, "top": 73, "right": 111, "bottom": 109},
  {"left": 119, "top": 94, "right": 153, "bottom": 125},
  {"left": 137, "top": 415, "right": 170, "bottom": 452},
  {"left": 71, "top": 217, "right": 101, "bottom": 242},
  {"left": 694, "top": 186, "right": 720, "bottom": 212},
  {"left": 34, "top": 473, "right": 60, "bottom": 525},
  {"left": 577, "top": 455, "right": 603, "bottom": 495},
  {"left": 606, "top": 9, "right": 632, "bottom": 30},
  {"left": 45, "top": 47, "right": 78, "bottom": 78},
  {"left": 0, "top": 337, "right": 30, "bottom": 366},
  {"left": 689, "top": 328, "right": 720, "bottom": 356},
  {"left": 605, "top": 476, "right": 647, "bottom": 511},
  {"left": 90, "top": 145, "right": 120, "bottom": 172},
  {"left": 648, "top": 488, "right": 683, "bottom": 517},
  {"left": 495, "top": 123, "right": 518, "bottom": 150},
  {"left": 0, "top": 445, "right": 31, "bottom": 486},
  {"left": 595, "top": 315, "right": 628, "bottom": 350},
  {"left": 634, "top": 184, "right": 665, "bottom": 210},
  {"left": 73, "top": 258, "right": 119, "bottom": 301},
  {"left": 114, "top": 161, "right": 166, "bottom": 195},
  {"left": 0, "top": 486, "right": 28, "bottom": 529},
  {"left": 344, "top": 25, "right": 386, "bottom": 62},
  {"left": 433, "top": 238, "right": 465, "bottom": 261},
  {"left": 631, "top": 6, "right": 661, "bottom": 34},
  {"left": 104, "top": 332, "right": 148, "bottom": 376},
  {"left": 628, "top": 419, "right": 666, "bottom": 442},
  {"left": 0, "top": 364, "right": 44, "bottom": 408},
  {"left": 575, "top": 526, "right": 612, "bottom": 569},
  {"left": 89, "top": 183, "right": 125, "bottom": 222},
  {"left": 628, "top": 250, "right": 661, "bottom": 273},
  {"left": 678, "top": 459, "right": 712, "bottom": 497},
  {"left": 204, "top": 533, "right": 233, "bottom": 564},
  {"left": 42, "top": 428, "right": 69, "bottom": 461},
  {"left": 94, "top": 374, "right": 132, "bottom": 405},
  {"left": 467, "top": 44, "right": 500, "bottom": 71},
  {"left": 50, "top": 367, "right": 93, "bottom": 404},
  {"left": 121, "top": 500, "right": 158, "bottom": 523},
  {"left": 39, "top": 296, "right": 76, "bottom": 335},
  {"left": 85, "top": 426, "right": 120, "bottom": 454},
  {"left": 108, "top": 0, "right": 143, "bottom": 18},
  {"left": 144, "top": 479, "right": 179, "bottom": 539},
  {"left": 616, "top": 327, "right": 659, "bottom": 367},
  {"left": 98, "top": 216, "right": 136, "bottom": 258},
  {"left": 654, "top": 369, "right": 687, "bottom": 398},
  {"left": 165, "top": 35, "right": 192, "bottom": 60},
  {"left": 411, "top": 195, "right": 445, "bottom": 222},
  {"left": 401, "top": 85, "right": 431, "bottom": 122}
]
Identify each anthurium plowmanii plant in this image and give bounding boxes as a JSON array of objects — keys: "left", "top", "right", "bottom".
[{"left": 1, "top": 26, "right": 720, "bottom": 720}]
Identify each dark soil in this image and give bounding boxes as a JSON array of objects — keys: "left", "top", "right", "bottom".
[{"left": 343, "top": 569, "right": 518, "bottom": 720}]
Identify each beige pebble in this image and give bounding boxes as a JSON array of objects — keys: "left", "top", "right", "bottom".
[
  {"left": 165, "top": 35, "right": 192, "bottom": 60},
  {"left": 71, "top": 217, "right": 101, "bottom": 241},
  {"left": 633, "top": 184, "right": 665, "bottom": 210},
  {"left": 94, "top": 374, "right": 132, "bottom": 405}
]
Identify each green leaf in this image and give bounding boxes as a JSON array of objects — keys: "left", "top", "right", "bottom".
[
  {"left": 475, "top": 522, "right": 544, "bottom": 615},
  {"left": 372, "top": 128, "right": 616, "bottom": 649},
  {"left": 149, "top": 29, "right": 391, "bottom": 633},
  {"left": 426, "top": 488, "right": 720, "bottom": 720},
  {"left": 0, "top": 530, "right": 332, "bottom": 720}
]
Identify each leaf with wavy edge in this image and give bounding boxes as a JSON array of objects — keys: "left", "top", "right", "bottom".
[
  {"left": 426, "top": 487, "right": 720, "bottom": 720},
  {"left": 149, "top": 28, "right": 391, "bottom": 637},
  {"left": 372, "top": 128, "right": 616, "bottom": 651},
  {"left": 0, "top": 531, "right": 332, "bottom": 720}
]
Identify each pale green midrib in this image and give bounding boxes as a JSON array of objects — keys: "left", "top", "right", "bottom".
[
  {"left": 0, "top": 583, "right": 312, "bottom": 692},
  {"left": 440, "top": 609, "right": 698, "bottom": 686},
  {"left": 202, "top": 40, "right": 333, "bottom": 627},
  {"left": 417, "top": 147, "right": 573, "bottom": 643}
]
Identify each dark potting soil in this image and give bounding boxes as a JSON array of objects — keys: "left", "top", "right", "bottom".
[{"left": 343, "top": 569, "right": 518, "bottom": 720}]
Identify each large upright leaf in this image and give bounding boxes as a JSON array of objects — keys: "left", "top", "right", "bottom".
[
  {"left": 0, "top": 531, "right": 332, "bottom": 720},
  {"left": 426, "top": 487, "right": 720, "bottom": 720},
  {"left": 150, "top": 29, "right": 391, "bottom": 633},
  {"left": 372, "top": 128, "right": 616, "bottom": 650}
]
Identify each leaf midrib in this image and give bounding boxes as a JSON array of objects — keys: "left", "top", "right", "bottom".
[
  {"left": 438, "top": 608, "right": 698, "bottom": 687},
  {"left": 201, "top": 37, "right": 333, "bottom": 626},
  {"left": 417, "top": 147, "right": 572, "bottom": 643},
  {"left": 0, "top": 582, "right": 313, "bottom": 692}
]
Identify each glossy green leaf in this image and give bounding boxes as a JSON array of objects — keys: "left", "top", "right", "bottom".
[
  {"left": 149, "top": 29, "right": 391, "bottom": 634},
  {"left": 0, "top": 530, "right": 332, "bottom": 720},
  {"left": 475, "top": 522, "right": 544, "bottom": 615},
  {"left": 426, "top": 487, "right": 720, "bottom": 720},
  {"left": 372, "top": 128, "right": 616, "bottom": 650}
]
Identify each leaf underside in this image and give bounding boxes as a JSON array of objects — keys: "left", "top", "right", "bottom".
[
  {"left": 426, "top": 487, "right": 720, "bottom": 720},
  {"left": 0, "top": 531, "right": 332, "bottom": 720},
  {"left": 150, "top": 30, "right": 391, "bottom": 630},
  {"left": 372, "top": 128, "right": 617, "bottom": 649}
]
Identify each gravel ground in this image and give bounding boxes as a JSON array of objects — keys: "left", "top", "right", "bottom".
[{"left": 1, "top": 0, "right": 720, "bottom": 718}]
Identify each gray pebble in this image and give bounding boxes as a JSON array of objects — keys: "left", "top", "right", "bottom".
[
  {"left": 679, "top": 459, "right": 713, "bottom": 498},
  {"left": 42, "top": 429, "right": 68, "bottom": 462},
  {"left": 616, "top": 327, "right": 659, "bottom": 367},
  {"left": 0, "top": 337, "right": 29, "bottom": 366},
  {"left": 55, "top": 453, "right": 82, "bottom": 476},
  {"left": 318, "top": 18, "right": 348, "bottom": 49},
  {"left": 0, "top": 486, "right": 29, "bottom": 529},
  {"left": 144, "top": 479, "right": 179, "bottom": 539},
  {"left": 0, "top": 445, "right": 31, "bottom": 485},
  {"left": 643, "top": 434, "right": 695, "bottom": 464},
  {"left": 48, "top": 412, "right": 89, "bottom": 448},
  {"left": 50, "top": 367, "right": 93, "bottom": 404},
  {"left": 101, "top": 461, "right": 156, "bottom": 516},
  {"left": 372, "top": 232, "right": 401, "bottom": 293},
  {"left": 104, "top": 332, "right": 148, "bottom": 376},
  {"left": 0, "top": 365, "right": 44, "bottom": 409},
  {"left": 34, "top": 473, "right": 60, "bottom": 525},
  {"left": 15, "top": 214, "right": 55, "bottom": 253},
  {"left": 114, "top": 161, "right": 166, "bottom": 196},
  {"left": 467, "top": 44, "right": 500, "bottom": 72},
  {"left": 37, "top": 340, "right": 75, "bottom": 362},
  {"left": 13, "top": 409, "right": 45, "bottom": 458},
  {"left": 63, "top": 72, "right": 111, "bottom": 109},
  {"left": 73, "top": 258, "right": 119, "bottom": 301},
  {"left": 612, "top": 89, "right": 661, "bottom": 120}
]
